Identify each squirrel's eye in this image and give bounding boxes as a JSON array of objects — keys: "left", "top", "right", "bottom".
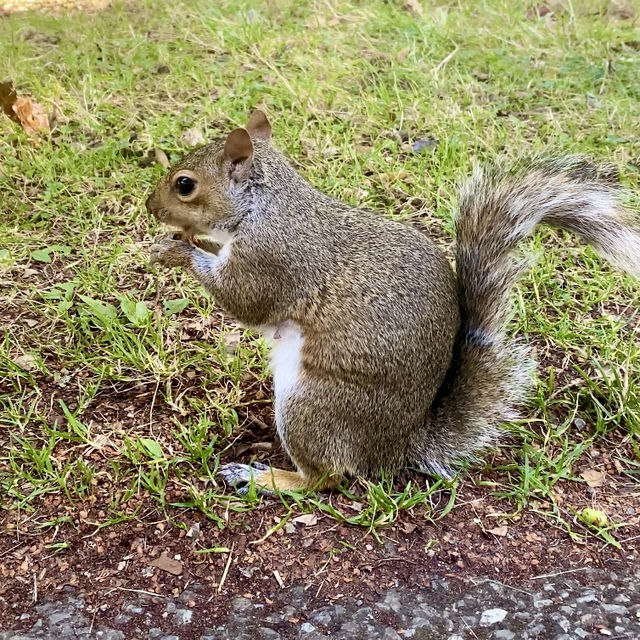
[{"left": 176, "top": 175, "right": 196, "bottom": 196}]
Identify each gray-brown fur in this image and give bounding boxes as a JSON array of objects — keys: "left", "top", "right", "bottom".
[
  {"left": 147, "top": 113, "right": 640, "bottom": 487},
  {"left": 415, "top": 157, "right": 640, "bottom": 475}
]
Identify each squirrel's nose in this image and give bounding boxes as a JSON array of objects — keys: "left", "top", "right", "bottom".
[{"left": 146, "top": 194, "right": 160, "bottom": 218}]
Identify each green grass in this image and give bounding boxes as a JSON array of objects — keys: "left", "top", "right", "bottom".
[{"left": 1, "top": 0, "right": 639, "bottom": 548}]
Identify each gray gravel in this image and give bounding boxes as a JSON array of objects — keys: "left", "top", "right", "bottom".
[{"left": 1, "top": 567, "right": 639, "bottom": 639}]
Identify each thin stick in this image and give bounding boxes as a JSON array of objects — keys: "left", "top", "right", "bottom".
[
  {"left": 273, "top": 569, "right": 285, "bottom": 589},
  {"left": 104, "top": 586, "right": 165, "bottom": 598},
  {"left": 531, "top": 567, "right": 589, "bottom": 580},
  {"left": 88, "top": 608, "right": 98, "bottom": 635},
  {"left": 217, "top": 545, "right": 234, "bottom": 594},
  {"left": 473, "top": 578, "right": 533, "bottom": 597},
  {"left": 433, "top": 46, "right": 459, "bottom": 77}
]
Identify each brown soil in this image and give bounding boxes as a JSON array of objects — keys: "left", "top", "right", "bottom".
[{"left": 2, "top": 434, "right": 638, "bottom": 632}]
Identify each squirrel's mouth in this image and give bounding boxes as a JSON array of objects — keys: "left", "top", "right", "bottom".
[{"left": 165, "top": 227, "right": 219, "bottom": 256}]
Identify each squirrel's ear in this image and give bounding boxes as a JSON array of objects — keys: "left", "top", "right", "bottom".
[
  {"left": 223, "top": 128, "right": 254, "bottom": 182},
  {"left": 246, "top": 109, "right": 272, "bottom": 142}
]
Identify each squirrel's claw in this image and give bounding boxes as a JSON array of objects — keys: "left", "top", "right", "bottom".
[{"left": 218, "top": 462, "right": 274, "bottom": 496}]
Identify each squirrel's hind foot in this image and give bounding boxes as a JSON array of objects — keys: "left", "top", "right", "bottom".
[
  {"left": 218, "top": 462, "right": 275, "bottom": 496},
  {"left": 218, "top": 462, "right": 339, "bottom": 495}
]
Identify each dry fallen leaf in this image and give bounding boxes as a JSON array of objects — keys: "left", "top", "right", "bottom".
[
  {"left": 581, "top": 469, "right": 605, "bottom": 488},
  {"left": 1, "top": 81, "right": 50, "bottom": 137},
  {"left": 186, "top": 523, "right": 200, "bottom": 540},
  {"left": 402, "top": 522, "right": 417, "bottom": 534},
  {"left": 13, "top": 95, "right": 50, "bottom": 136},
  {"left": 13, "top": 354, "right": 37, "bottom": 371},
  {"left": 150, "top": 552, "right": 183, "bottom": 576},
  {"left": 224, "top": 331, "right": 242, "bottom": 355},
  {"left": 180, "top": 127, "right": 205, "bottom": 147},
  {"left": 0, "top": 81, "right": 18, "bottom": 121},
  {"left": 487, "top": 525, "right": 508, "bottom": 537},
  {"left": 154, "top": 148, "right": 171, "bottom": 169},
  {"left": 292, "top": 513, "right": 318, "bottom": 527},
  {"left": 397, "top": 47, "right": 409, "bottom": 62}
]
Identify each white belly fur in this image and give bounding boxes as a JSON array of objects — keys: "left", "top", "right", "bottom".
[
  {"left": 262, "top": 322, "right": 304, "bottom": 433},
  {"left": 193, "top": 229, "right": 234, "bottom": 270}
]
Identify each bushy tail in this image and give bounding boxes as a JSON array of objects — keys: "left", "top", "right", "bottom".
[{"left": 414, "top": 157, "right": 640, "bottom": 478}]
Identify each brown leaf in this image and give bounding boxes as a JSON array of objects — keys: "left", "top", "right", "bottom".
[
  {"left": 292, "top": 513, "right": 317, "bottom": 527},
  {"left": 223, "top": 331, "right": 242, "bottom": 355},
  {"left": 527, "top": 2, "right": 553, "bottom": 18},
  {"left": 154, "top": 148, "right": 171, "bottom": 169},
  {"left": 12, "top": 95, "right": 50, "bottom": 136},
  {"left": 401, "top": 522, "right": 417, "bottom": 534},
  {"left": 580, "top": 469, "right": 605, "bottom": 488},
  {"left": 180, "top": 127, "right": 205, "bottom": 147},
  {"left": 397, "top": 47, "right": 409, "bottom": 62},
  {"left": 0, "top": 81, "right": 18, "bottom": 121},
  {"left": 487, "top": 525, "right": 508, "bottom": 537},
  {"left": 150, "top": 552, "right": 183, "bottom": 575},
  {"left": 13, "top": 354, "right": 37, "bottom": 371}
]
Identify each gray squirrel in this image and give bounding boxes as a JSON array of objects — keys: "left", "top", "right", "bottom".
[{"left": 146, "top": 109, "right": 640, "bottom": 494}]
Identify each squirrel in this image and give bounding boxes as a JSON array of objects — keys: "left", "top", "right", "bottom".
[{"left": 146, "top": 109, "right": 640, "bottom": 494}]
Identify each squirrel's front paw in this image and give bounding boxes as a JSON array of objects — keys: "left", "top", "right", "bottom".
[
  {"left": 218, "top": 462, "right": 274, "bottom": 496},
  {"left": 149, "top": 237, "right": 194, "bottom": 269}
]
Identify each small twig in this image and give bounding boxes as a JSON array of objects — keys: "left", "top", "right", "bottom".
[
  {"left": 461, "top": 616, "right": 479, "bottom": 639},
  {"left": 32, "top": 571, "right": 38, "bottom": 604},
  {"left": 375, "top": 556, "right": 420, "bottom": 567},
  {"left": 247, "top": 415, "right": 273, "bottom": 432},
  {"left": 531, "top": 567, "right": 589, "bottom": 580},
  {"left": 433, "top": 45, "right": 459, "bottom": 77},
  {"left": 273, "top": 569, "right": 285, "bottom": 589},
  {"left": 0, "top": 542, "right": 25, "bottom": 559},
  {"left": 88, "top": 608, "right": 98, "bottom": 635},
  {"left": 104, "top": 586, "right": 165, "bottom": 598},
  {"left": 472, "top": 578, "right": 534, "bottom": 597},
  {"left": 148, "top": 377, "right": 161, "bottom": 437},
  {"left": 217, "top": 544, "right": 234, "bottom": 594}
]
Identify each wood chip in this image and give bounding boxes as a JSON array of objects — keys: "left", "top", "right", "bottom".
[
  {"left": 150, "top": 552, "right": 183, "bottom": 576},
  {"left": 273, "top": 569, "right": 285, "bottom": 588}
]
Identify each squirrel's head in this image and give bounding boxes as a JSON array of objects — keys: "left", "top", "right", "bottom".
[{"left": 146, "top": 109, "right": 272, "bottom": 235}]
